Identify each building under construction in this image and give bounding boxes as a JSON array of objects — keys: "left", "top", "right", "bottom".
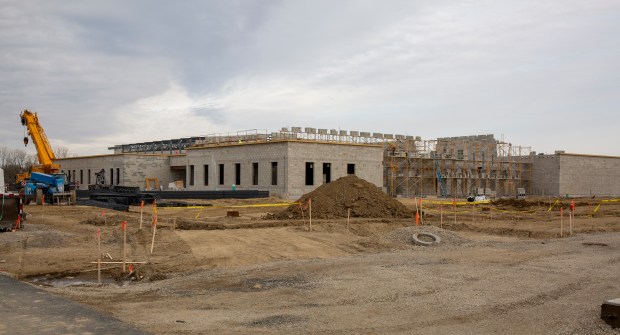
[
  {"left": 56, "top": 127, "right": 620, "bottom": 198},
  {"left": 384, "top": 134, "right": 532, "bottom": 198}
]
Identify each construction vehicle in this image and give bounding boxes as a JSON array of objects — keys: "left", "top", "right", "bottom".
[
  {"left": 16, "top": 110, "right": 61, "bottom": 182},
  {"left": 22, "top": 172, "right": 75, "bottom": 205},
  {"left": 0, "top": 168, "right": 26, "bottom": 232},
  {"left": 16, "top": 109, "right": 75, "bottom": 205}
]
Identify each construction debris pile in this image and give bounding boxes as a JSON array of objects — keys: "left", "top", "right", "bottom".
[{"left": 273, "top": 175, "right": 414, "bottom": 220}]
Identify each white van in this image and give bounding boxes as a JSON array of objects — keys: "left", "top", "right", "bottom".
[{"left": 474, "top": 195, "right": 489, "bottom": 202}]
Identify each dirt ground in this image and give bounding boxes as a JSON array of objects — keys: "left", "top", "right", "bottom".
[{"left": 1, "top": 196, "right": 620, "bottom": 334}]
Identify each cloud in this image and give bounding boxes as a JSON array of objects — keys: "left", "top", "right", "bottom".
[{"left": 0, "top": 0, "right": 618, "bottom": 157}]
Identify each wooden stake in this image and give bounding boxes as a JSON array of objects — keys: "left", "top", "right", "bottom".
[
  {"left": 454, "top": 200, "right": 457, "bottom": 225},
  {"left": 139, "top": 201, "right": 144, "bottom": 230},
  {"left": 560, "top": 207, "right": 563, "bottom": 238},
  {"left": 299, "top": 202, "right": 306, "bottom": 226},
  {"left": 440, "top": 204, "right": 443, "bottom": 229},
  {"left": 414, "top": 197, "right": 420, "bottom": 226},
  {"left": 150, "top": 215, "right": 157, "bottom": 254},
  {"left": 569, "top": 212, "right": 573, "bottom": 237},
  {"left": 309, "top": 198, "right": 312, "bottom": 232},
  {"left": 97, "top": 228, "right": 101, "bottom": 285},
  {"left": 122, "top": 221, "right": 127, "bottom": 273},
  {"left": 347, "top": 208, "right": 350, "bottom": 232},
  {"left": 173, "top": 217, "right": 176, "bottom": 230}
]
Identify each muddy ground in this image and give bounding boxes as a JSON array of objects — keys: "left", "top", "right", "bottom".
[{"left": 1, "top": 197, "right": 619, "bottom": 334}]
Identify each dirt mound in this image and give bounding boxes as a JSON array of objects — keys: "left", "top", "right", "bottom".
[
  {"left": 492, "top": 198, "right": 533, "bottom": 209},
  {"left": 81, "top": 218, "right": 106, "bottom": 226},
  {"left": 271, "top": 175, "right": 413, "bottom": 220}
]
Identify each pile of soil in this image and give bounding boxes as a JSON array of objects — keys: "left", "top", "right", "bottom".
[
  {"left": 271, "top": 175, "right": 414, "bottom": 220},
  {"left": 491, "top": 198, "right": 533, "bottom": 209}
]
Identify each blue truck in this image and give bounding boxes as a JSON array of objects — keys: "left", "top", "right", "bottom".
[{"left": 22, "top": 172, "right": 76, "bottom": 205}]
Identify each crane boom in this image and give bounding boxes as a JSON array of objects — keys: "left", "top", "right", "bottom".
[{"left": 19, "top": 109, "right": 60, "bottom": 175}]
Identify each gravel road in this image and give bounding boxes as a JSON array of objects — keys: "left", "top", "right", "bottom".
[{"left": 53, "top": 231, "right": 620, "bottom": 334}]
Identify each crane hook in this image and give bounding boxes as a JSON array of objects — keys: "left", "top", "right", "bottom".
[{"left": 23, "top": 136, "right": 29, "bottom": 146}]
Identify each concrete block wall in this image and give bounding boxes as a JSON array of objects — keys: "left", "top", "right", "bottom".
[
  {"left": 559, "top": 154, "right": 620, "bottom": 197},
  {"left": 56, "top": 154, "right": 175, "bottom": 190},
  {"left": 530, "top": 153, "right": 620, "bottom": 197},
  {"left": 530, "top": 155, "right": 560, "bottom": 196},
  {"left": 185, "top": 142, "right": 288, "bottom": 194},
  {"left": 185, "top": 141, "right": 383, "bottom": 198},
  {"left": 286, "top": 142, "right": 383, "bottom": 198},
  {"left": 123, "top": 155, "right": 177, "bottom": 190},
  {"left": 57, "top": 155, "right": 125, "bottom": 190}
]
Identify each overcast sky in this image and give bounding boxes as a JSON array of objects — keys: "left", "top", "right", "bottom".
[{"left": 1, "top": 0, "right": 618, "bottom": 156}]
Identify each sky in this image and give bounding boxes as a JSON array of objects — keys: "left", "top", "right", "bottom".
[{"left": 1, "top": 0, "right": 618, "bottom": 157}]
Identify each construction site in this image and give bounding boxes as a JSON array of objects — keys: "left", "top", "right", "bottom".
[
  {"left": 1, "top": 111, "right": 620, "bottom": 334},
  {"left": 384, "top": 134, "right": 533, "bottom": 198},
  {"left": 55, "top": 127, "right": 620, "bottom": 199}
]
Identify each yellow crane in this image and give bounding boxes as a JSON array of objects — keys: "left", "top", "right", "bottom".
[{"left": 16, "top": 109, "right": 61, "bottom": 182}]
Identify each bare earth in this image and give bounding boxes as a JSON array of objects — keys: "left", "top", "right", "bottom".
[{"left": 1, "top": 197, "right": 619, "bottom": 334}]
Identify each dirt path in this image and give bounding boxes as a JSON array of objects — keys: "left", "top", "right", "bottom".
[
  {"left": 1, "top": 197, "right": 619, "bottom": 334},
  {"left": 53, "top": 232, "right": 620, "bottom": 334},
  {"left": 176, "top": 227, "right": 361, "bottom": 268}
]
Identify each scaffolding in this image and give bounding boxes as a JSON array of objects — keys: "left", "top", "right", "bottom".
[{"left": 384, "top": 134, "right": 533, "bottom": 198}]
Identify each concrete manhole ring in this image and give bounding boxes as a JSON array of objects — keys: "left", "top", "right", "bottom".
[{"left": 412, "top": 232, "right": 441, "bottom": 246}]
